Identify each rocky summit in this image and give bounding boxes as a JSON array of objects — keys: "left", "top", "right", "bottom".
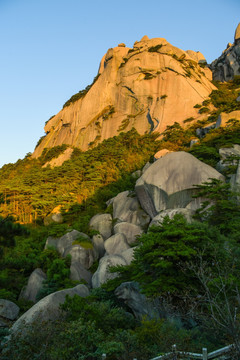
[
  {"left": 211, "top": 23, "right": 240, "bottom": 81},
  {"left": 32, "top": 36, "right": 215, "bottom": 158}
]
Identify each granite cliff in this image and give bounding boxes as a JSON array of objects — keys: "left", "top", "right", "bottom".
[
  {"left": 211, "top": 23, "right": 240, "bottom": 81},
  {"left": 32, "top": 35, "right": 215, "bottom": 158}
]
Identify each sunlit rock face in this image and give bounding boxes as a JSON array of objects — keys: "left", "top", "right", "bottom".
[{"left": 32, "top": 36, "right": 214, "bottom": 158}]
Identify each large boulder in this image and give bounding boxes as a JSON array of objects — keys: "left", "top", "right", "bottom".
[
  {"left": 19, "top": 268, "right": 47, "bottom": 303},
  {"left": 70, "top": 262, "right": 92, "bottom": 284},
  {"left": 135, "top": 151, "right": 224, "bottom": 218},
  {"left": 91, "top": 255, "right": 127, "bottom": 288},
  {"left": 149, "top": 208, "right": 195, "bottom": 227},
  {"left": 0, "top": 300, "right": 19, "bottom": 320},
  {"left": 104, "top": 233, "right": 130, "bottom": 255},
  {"left": 89, "top": 213, "right": 112, "bottom": 240},
  {"left": 11, "top": 285, "right": 89, "bottom": 333},
  {"left": 112, "top": 191, "right": 150, "bottom": 228},
  {"left": 114, "top": 222, "right": 143, "bottom": 245},
  {"left": 45, "top": 230, "right": 90, "bottom": 256},
  {"left": 114, "top": 282, "right": 159, "bottom": 320}
]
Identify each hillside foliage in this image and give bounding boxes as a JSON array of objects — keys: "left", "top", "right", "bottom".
[{"left": 2, "top": 77, "right": 240, "bottom": 358}]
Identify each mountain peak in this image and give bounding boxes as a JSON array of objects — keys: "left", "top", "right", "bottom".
[{"left": 32, "top": 37, "right": 214, "bottom": 159}]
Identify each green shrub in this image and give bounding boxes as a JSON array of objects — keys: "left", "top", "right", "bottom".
[{"left": 148, "top": 44, "right": 163, "bottom": 52}]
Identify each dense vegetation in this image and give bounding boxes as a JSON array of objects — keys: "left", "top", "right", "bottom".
[{"left": 1, "top": 77, "right": 240, "bottom": 358}]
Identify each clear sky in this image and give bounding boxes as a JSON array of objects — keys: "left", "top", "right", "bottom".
[{"left": 0, "top": 0, "right": 240, "bottom": 168}]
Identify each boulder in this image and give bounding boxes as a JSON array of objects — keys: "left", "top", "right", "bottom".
[
  {"left": 120, "top": 247, "right": 136, "bottom": 265},
  {"left": 131, "top": 170, "right": 142, "bottom": 179},
  {"left": 114, "top": 222, "right": 143, "bottom": 245},
  {"left": 19, "top": 268, "right": 47, "bottom": 303},
  {"left": 154, "top": 149, "right": 172, "bottom": 161},
  {"left": 11, "top": 285, "right": 89, "bottom": 333},
  {"left": 114, "top": 282, "right": 159, "bottom": 320},
  {"left": 142, "top": 162, "right": 151, "bottom": 173},
  {"left": 63, "top": 244, "right": 96, "bottom": 270},
  {"left": 104, "top": 233, "right": 130, "bottom": 255},
  {"left": 185, "top": 50, "right": 206, "bottom": 64},
  {"left": 149, "top": 208, "right": 195, "bottom": 227},
  {"left": 112, "top": 191, "right": 150, "bottom": 228},
  {"left": 0, "top": 300, "right": 19, "bottom": 320},
  {"left": 91, "top": 255, "right": 127, "bottom": 288},
  {"left": 43, "top": 205, "right": 64, "bottom": 225},
  {"left": 70, "top": 262, "right": 92, "bottom": 284},
  {"left": 92, "top": 234, "right": 105, "bottom": 258},
  {"left": 89, "top": 213, "right": 112, "bottom": 240},
  {"left": 45, "top": 230, "right": 90, "bottom": 256},
  {"left": 141, "top": 35, "right": 149, "bottom": 41},
  {"left": 230, "top": 160, "right": 240, "bottom": 189},
  {"left": 217, "top": 144, "right": 240, "bottom": 172},
  {"left": 135, "top": 151, "right": 225, "bottom": 219}
]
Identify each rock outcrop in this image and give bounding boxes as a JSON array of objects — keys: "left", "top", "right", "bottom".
[
  {"left": 235, "top": 23, "right": 240, "bottom": 45},
  {"left": 92, "top": 255, "right": 127, "bottom": 288},
  {"left": 211, "top": 23, "right": 240, "bottom": 81},
  {"left": 45, "top": 230, "right": 90, "bottom": 256},
  {"left": 32, "top": 37, "right": 215, "bottom": 158},
  {"left": 135, "top": 151, "right": 225, "bottom": 218},
  {"left": 19, "top": 268, "right": 47, "bottom": 303},
  {"left": 11, "top": 285, "right": 89, "bottom": 333},
  {"left": 0, "top": 300, "right": 19, "bottom": 321},
  {"left": 115, "top": 281, "right": 159, "bottom": 320},
  {"left": 89, "top": 213, "right": 112, "bottom": 240},
  {"left": 112, "top": 191, "right": 150, "bottom": 228}
]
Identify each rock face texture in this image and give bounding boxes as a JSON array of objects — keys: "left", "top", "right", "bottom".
[
  {"left": 11, "top": 285, "right": 89, "bottom": 332},
  {"left": 91, "top": 255, "right": 127, "bottom": 288},
  {"left": 135, "top": 151, "right": 224, "bottom": 219},
  {"left": 112, "top": 191, "right": 150, "bottom": 228},
  {"left": 32, "top": 37, "right": 215, "bottom": 158},
  {"left": 115, "top": 281, "right": 159, "bottom": 320},
  {"left": 211, "top": 23, "right": 240, "bottom": 81},
  {"left": 45, "top": 230, "right": 89, "bottom": 256},
  {"left": 0, "top": 299, "right": 19, "bottom": 320},
  {"left": 89, "top": 213, "right": 112, "bottom": 240},
  {"left": 19, "top": 268, "right": 47, "bottom": 303}
]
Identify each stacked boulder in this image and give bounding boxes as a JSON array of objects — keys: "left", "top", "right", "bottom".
[
  {"left": 10, "top": 151, "right": 227, "bottom": 330},
  {"left": 90, "top": 191, "right": 150, "bottom": 288}
]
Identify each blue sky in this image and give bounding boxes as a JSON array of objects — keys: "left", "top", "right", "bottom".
[{"left": 0, "top": 0, "right": 240, "bottom": 168}]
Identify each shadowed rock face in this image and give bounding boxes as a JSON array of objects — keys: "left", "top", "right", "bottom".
[
  {"left": 11, "top": 285, "right": 89, "bottom": 333},
  {"left": 32, "top": 37, "right": 214, "bottom": 158},
  {"left": 135, "top": 151, "right": 225, "bottom": 219},
  {"left": 211, "top": 23, "right": 240, "bottom": 81}
]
